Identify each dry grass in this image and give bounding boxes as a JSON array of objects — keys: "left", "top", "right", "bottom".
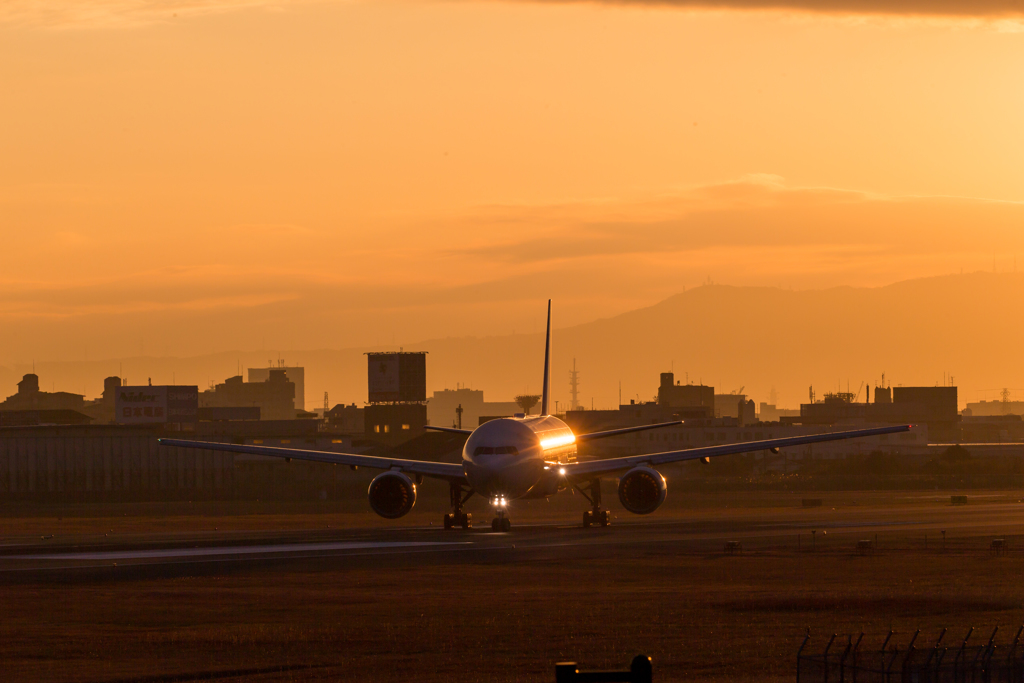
[
  {"left": 3, "top": 545, "right": 1024, "bottom": 682},
  {"left": 3, "top": 491, "right": 1024, "bottom": 683}
]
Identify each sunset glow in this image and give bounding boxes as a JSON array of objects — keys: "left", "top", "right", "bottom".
[{"left": 3, "top": 0, "right": 1023, "bottom": 407}]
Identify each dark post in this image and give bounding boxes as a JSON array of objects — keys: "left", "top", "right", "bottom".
[
  {"left": 554, "top": 656, "right": 652, "bottom": 683},
  {"left": 555, "top": 662, "right": 578, "bottom": 683},
  {"left": 839, "top": 635, "right": 853, "bottom": 683},
  {"left": 823, "top": 634, "right": 837, "bottom": 683},
  {"left": 630, "top": 655, "right": 653, "bottom": 683},
  {"left": 798, "top": 633, "right": 811, "bottom": 683}
]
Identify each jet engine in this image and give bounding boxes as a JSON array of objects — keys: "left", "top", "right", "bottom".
[
  {"left": 617, "top": 466, "right": 667, "bottom": 515},
  {"left": 368, "top": 471, "right": 417, "bottom": 519}
]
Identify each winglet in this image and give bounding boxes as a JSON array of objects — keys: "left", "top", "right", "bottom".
[{"left": 541, "top": 299, "right": 551, "bottom": 416}]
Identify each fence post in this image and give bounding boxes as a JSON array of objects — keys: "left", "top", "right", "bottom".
[
  {"left": 823, "top": 634, "right": 838, "bottom": 683},
  {"left": 839, "top": 635, "right": 853, "bottom": 683},
  {"left": 798, "top": 633, "right": 811, "bottom": 683},
  {"left": 851, "top": 633, "right": 864, "bottom": 683},
  {"left": 954, "top": 627, "right": 974, "bottom": 683}
]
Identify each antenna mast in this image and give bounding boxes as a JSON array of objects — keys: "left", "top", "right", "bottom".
[{"left": 569, "top": 358, "right": 581, "bottom": 411}]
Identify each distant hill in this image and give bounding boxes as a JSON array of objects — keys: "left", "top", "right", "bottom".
[{"left": 4, "top": 272, "right": 1022, "bottom": 414}]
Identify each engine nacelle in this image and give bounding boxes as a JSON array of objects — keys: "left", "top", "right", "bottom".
[
  {"left": 368, "top": 471, "right": 417, "bottom": 519},
  {"left": 617, "top": 466, "right": 667, "bottom": 515}
]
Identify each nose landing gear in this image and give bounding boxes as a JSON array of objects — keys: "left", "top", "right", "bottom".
[
  {"left": 443, "top": 482, "right": 473, "bottom": 529},
  {"left": 576, "top": 478, "right": 611, "bottom": 528},
  {"left": 490, "top": 496, "right": 511, "bottom": 532},
  {"left": 491, "top": 512, "right": 511, "bottom": 533}
]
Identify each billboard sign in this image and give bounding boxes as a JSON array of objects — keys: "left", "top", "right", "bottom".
[
  {"left": 116, "top": 386, "right": 198, "bottom": 424},
  {"left": 367, "top": 353, "right": 426, "bottom": 403}
]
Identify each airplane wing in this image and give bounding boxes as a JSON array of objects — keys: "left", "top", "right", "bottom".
[
  {"left": 424, "top": 425, "right": 473, "bottom": 435},
  {"left": 576, "top": 421, "right": 683, "bottom": 442},
  {"left": 158, "top": 439, "right": 467, "bottom": 482},
  {"left": 562, "top": 424, "right": 912, "bottom": 477}
]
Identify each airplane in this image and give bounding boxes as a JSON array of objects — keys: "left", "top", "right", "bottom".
[{"left": 159, "top": 300, "right": 911, "bottom": 532}]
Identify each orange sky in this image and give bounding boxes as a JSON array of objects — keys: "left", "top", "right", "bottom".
[{"left": 2, "top": 1, "right": 1024, "bottom": 368}]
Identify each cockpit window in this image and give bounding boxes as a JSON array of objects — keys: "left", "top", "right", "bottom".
[{"left": 473, "top": 446, "right": 519, "bottom": 456}]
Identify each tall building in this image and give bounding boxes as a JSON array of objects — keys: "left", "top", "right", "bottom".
[{"left": 365, "top": 352, "right": 427, "bottom": 444}]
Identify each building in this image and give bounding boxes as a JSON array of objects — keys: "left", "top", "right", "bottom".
[
  {"left": 800, "top": 385, "right": 959, "bottom": 442},
  {"left": 964, "top": 400, "right": 1024, "bottom": 417},
  {"left": 201, "top": 370, "right": 295, "bottom": 421},
  {"left": 365, "top": 351, "right": 428, "bottom": 444},
  {"left": 81, "top": 376, "right": 124, "bottom": 424},
  {"left": 657, "top": 373, "right": 714, "bottom": 418},
  {"left": 326, "top": 403, "right": 365, "bottom": 433},
  {"left": 0, "top": 420, "right": 364, "bottom": 502},
  {"left": 117, "top": 384, "right": 199, "bottom": 425},
  {"left": 0, "top": 374, "right": 85, "bottom": 413},
  {"left": 427, "top": 387, "right": 519, "bottom": 429},
  {"left": 759, "top": 403, "right": 800, "bottom": 422},
  {"left": 248, "top": 364, "right": 305, "bottom": 411},
  {"left": 714, "top": 393, "right": 755, "bottom": 421},
  {"left": 365, "top": 403, "right": 426, "bottom": 439}
]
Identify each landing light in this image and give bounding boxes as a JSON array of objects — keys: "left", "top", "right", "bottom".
[
  {"left": 559, "top": 468, "right": 566, "bottom": 476},
  {"left": 540, "top": 434, "right": 576, "bottom": 450}
]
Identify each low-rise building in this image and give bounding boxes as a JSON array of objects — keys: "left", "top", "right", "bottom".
[
  {"left": 0, "top": 374, "right": 85, "bottom": 413},
  {"left": 427, "top": 387, "right": 518, "bottom": 429},
  {"left": 201, "top": 369, "right": 295, "bottom": 421}
]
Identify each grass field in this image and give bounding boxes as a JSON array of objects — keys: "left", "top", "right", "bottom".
[{"left": 2, "top": 492, "right": 1023, "bottom": 683}]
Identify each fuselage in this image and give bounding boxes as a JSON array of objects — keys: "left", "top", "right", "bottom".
[{"left": 461, "top": 415, "right": 576, "bottom": 500}]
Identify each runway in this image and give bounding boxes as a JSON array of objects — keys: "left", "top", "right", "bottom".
[{"left": 2, "top": 495, "right": 1022, "bottom": 580}]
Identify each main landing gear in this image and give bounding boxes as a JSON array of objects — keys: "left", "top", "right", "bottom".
[
  {"left": 577, "top": 478, "right": 611, "bottom": 528},
  {"left": 443, "top": 482, "right": 473, "bottom": 530}
]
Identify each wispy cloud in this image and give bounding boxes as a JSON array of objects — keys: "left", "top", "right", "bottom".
[
  {"left": 522, "top": 0, "right": 1024, "bottom": 18},
  {"left": 0, "top": 0, "right": 325, "bottom": 29},
  {"left": 5, "top": 0, "right": 1022, "bottom": 29},
  {"left": 449, "top": 176, "right": 1024, "bottom": 268}
]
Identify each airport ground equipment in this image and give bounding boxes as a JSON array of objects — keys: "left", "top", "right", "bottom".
[
  {"left": 159, "top": 300, "right": 912, "bottom": 529},
  {"left": 797, "top": 626, "right": 1024, "bottom": 683},
  {"left": 556, "top": 655, "right": 652, "bottom": 683}
]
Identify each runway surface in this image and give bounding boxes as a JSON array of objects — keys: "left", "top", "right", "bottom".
[{"left": 2, "top": 496, "right": 1022, "bottom": 580}]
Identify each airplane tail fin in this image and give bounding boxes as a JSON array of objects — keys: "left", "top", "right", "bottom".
[{"left": 541, "top": 299, "right": 551, "bottom": 416}]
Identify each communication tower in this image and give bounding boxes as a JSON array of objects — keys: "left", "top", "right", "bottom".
[{"left": 569, "top": 358, "right": 581, "bottom": 411}]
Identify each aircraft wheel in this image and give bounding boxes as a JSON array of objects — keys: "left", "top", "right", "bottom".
[
  {"left": 461, "top": 513, "right": 472, "bottom": 529},
  {"left": 501, "top": 518, "right": 511, "bottom": 532},
  {"left": 443, "top": 514, "right": 453, "bottom": 530},
  {"left": 491, "top": 518, "right": 499, "bottom": 532},
  {"left": 599, "top": 510, "right": 611, "bottom": 527},
  {"left": 583, "top": 511, "right": 593, "bottom": 528}
]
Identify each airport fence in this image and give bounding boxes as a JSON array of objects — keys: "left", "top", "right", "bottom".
[{"left": 798, "top": 627, "right": 1024, "bottom": 683}]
